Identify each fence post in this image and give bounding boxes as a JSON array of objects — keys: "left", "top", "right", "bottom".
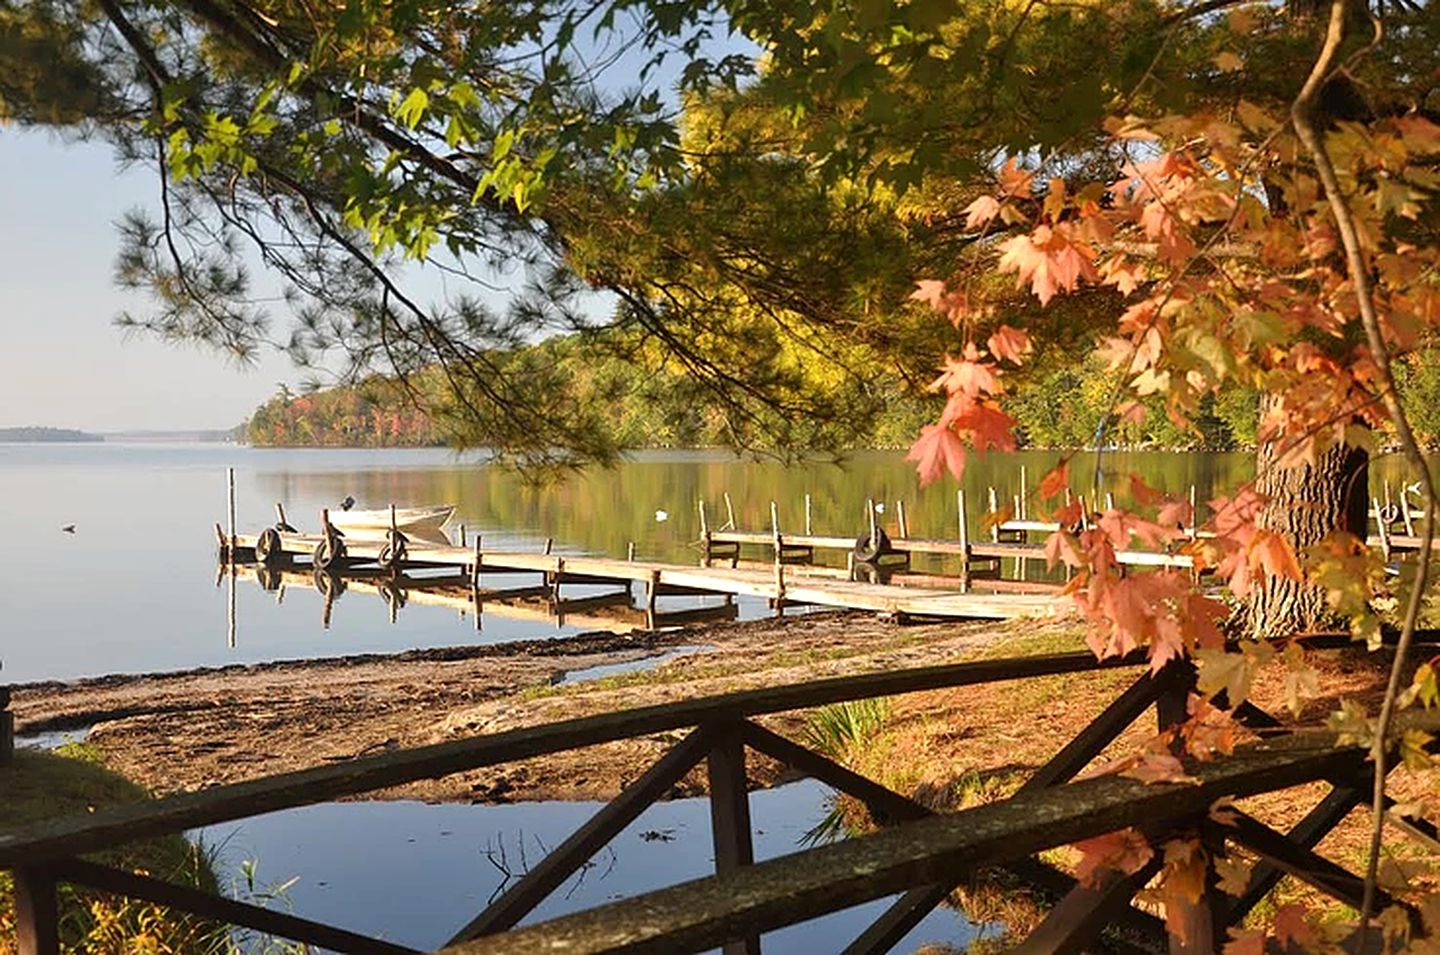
[
  {"left": 708, "top": 723, "right": 760, "bottom": 955},
  {"left": 0, "top": 681, "right": 12, "bottom": 766},
  {"left": 14, "top": 866, "right": 59, "bottom": 955}
]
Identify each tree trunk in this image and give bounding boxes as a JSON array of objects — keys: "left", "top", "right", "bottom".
[{"left": 1246, "top": 400, "right": 1370, "bottom": 637}]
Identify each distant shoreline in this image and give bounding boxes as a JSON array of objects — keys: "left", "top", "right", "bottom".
[{"left": 0, "top": 427, "right": 103, "bottom": 443}]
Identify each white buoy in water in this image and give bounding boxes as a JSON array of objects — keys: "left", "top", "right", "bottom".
[
  {"left": 655, "top": 509, "right": 669, "bottom": 522},
  {"left": 874, "top": 502, "right": 886, "bottom": 514}
]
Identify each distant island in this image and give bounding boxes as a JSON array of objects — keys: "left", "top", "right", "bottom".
[{"left": 0, "top": 426, "right": 103, "bottom": 443}]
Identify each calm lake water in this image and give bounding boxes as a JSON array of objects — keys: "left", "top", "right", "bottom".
[
  {"left": 197, "top": 779, "right": 990, "bottom": 953},
  {"left": 0, "top": 440, "right": 1287, "bottom": 685},
  {"left": 2, "top": 440, "right": 1412, "bottom": 952}
]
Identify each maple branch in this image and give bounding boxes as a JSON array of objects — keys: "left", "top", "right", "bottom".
[{"left": 1290, "top": 0, "right": 1436, "bottom": 938}]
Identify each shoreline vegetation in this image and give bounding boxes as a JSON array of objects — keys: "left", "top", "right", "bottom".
[
  {"left": 240, "top": 343, "right": 1440, "bottom": 454},
  {"left": 0, "top": 426, "right": 102, "bottom": 443}
]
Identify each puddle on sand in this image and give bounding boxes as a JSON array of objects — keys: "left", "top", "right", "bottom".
[
  {"left": 559, "top": 644, "right": 714, "bottom": 685},
  {"left": 13, "top": 727, "right": 90, "bottom": 751},
  {"left": 197, "top": 779, "right": 994, "bottom": 953}
]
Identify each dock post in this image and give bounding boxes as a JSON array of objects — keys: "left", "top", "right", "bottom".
[
  {"left": 226, "top": 467, "right": 236, "bottom": 553},
  {"left": 628, "top": 541, "right": 637, "bottom": 561},
  {"left": 867, "top": 498, "right": 878, "bottom": 545},
  {"left": 0, "top": 680, "right": 12, "bottom": 767},
  {"left": 896, "top": 500, "right": 908, "bottom": 540},
  {"left": 1019, "top": 465, "right": 1028, "bottom": 519},
  {"left": 699, "top": 499, "right": 711, "bottom": 565},
  {"left": 459, "top": 524, "right": 467, "bottom": 547},
  {"left": 552, "top": 556, "right": 565, "bottom": 603},
  {"left": 804, "top": 493, "right": 812, "bottom": 536},
  {"left": 987, "top": 487, "right": 1000, "bottom": 542},
  {"left": 1188, "top": 485, "right": 1198, "bottom": 539},
  {"left": 274, "top": 502, "right": 291, "bottom": 531},
  {"left": 646, "top": 570, "right": 660, "bottom": 629},
  {"left": 771, "top": 501, "right": 786, "bottom": 608},
  {"left": 958, "top": 489, "right": 971, "bottom": 593},
  {"left": 1104, "top": 491, "right": 1115, "bottom": 512},
  {"left": 1403, "top": 488, "right": 1416, "bottom": 536},
  {"left": 723, "top": 492, "right": 736, "bottom": 531},
  {"left": 472, "top": 536, "right": 482, "bottom": 589},
  {"left": 1374, "top": 498, "right": 1392, "bottom": 560}
]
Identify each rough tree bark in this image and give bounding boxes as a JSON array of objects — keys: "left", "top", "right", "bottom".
[{"left": 1247, "top": 398, "right": 1371, "bottom": 636}]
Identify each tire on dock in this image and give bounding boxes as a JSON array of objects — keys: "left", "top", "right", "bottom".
[
  {"left": 853, "top": 529, "right": 892, "bottom": 564},
  {"left": 255, "top": 527, "right": 284, "bottom": 567},
  {"left": 312, "top": 535, "right": 346, "bottom": 571}
]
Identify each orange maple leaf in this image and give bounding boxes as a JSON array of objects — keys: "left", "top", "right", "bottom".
[
  {"left": 1038, "top": 461, "right": 1070, "bottom": 500},
  {"left": 986, "top": 324, "right": 1032, "bottom": 364},
  {"left": 997, "top": 156, "right": 1034, "bottom": 199},
  {"left": 996, "top": 224, "right": 1097, "bottom": 306},
  {"left": 963, "top": 195, "right": 1002, "bottom": 230},
  {"left": 906, "top": 424, "right": 967, "bottom": 486},
  {"left": 1247, "top": 529, "right": 1302, "bottom": 582},
  {"left": 1073, "top": 828, "right": 1153, "bottom": 887}
]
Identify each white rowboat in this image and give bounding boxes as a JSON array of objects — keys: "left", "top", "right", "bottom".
[{"left": 329, "top": 505, "right": 456, "bottom": 536}]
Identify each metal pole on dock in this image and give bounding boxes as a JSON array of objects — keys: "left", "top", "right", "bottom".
[
  {"left": 1019, "top": 465, "right": 1028, "bottom": 519},
  {"left": 723, "top": 492, "right": 736, "bottom": 531},
  {"left": 896, "top": 500, "right": 909, "bottom": 540},
  {"left": 628, "top": 541, "right": 637, "bottom": 561},
  {"left": 867, "top": 498, "right": 878, "bottom": 544},
  {"left": 1188, "top": 485, "right": 1198, "bottom": 538},
  {"left": 226, "top": 468, "right": 237, "bottom": 552},
  {"left": 987, "top": 487, "right": 1000, "bottom": 543},
  {"left": 804, "top": 494, "right": 813, "bottom": 536},
  {"left": 770, "top": 501, "right": 787, "bottom": 611},
  {"left": 699, "top": 499, "right": 711, "bottom": 566},
  {"left": 957, "top": 489, "right": 971, "bottom": 593}
]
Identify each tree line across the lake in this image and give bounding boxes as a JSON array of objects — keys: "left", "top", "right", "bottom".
[{"left": 245, "top": 340, "right": 1440, "bottom": 454}]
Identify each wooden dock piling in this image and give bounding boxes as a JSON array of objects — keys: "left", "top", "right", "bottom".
[
  {"left": 226, "top": 468, "right": 236, "bottom": 553},
  {"left": 0, "top": 684, "right": 13, "bottom": 767}
]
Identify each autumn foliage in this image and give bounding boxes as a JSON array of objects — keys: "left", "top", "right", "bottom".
[{"left": 906, "top": 35, "right": 1440, "bottom": 948}]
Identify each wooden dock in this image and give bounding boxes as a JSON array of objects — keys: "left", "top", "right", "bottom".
[{"left": 222, "top": 523, "right": 1064, "bottom": 624}]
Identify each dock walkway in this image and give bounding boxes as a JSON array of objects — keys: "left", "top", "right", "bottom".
[{"left": 227, "top": 528, "right": 1062, "bottom": 623}]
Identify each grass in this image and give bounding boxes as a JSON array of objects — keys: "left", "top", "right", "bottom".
[{"left": 0, "top": 744, "right": 304, "bottom": 954}]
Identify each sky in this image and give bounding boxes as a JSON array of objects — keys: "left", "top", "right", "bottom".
[
  {"left": 0, "top": 20, "right": 754, "bottom": 434},
  {"left": 0, "top": 127, "right": 304, "bottom": 432}
]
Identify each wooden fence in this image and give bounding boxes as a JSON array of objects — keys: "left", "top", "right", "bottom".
[{"left": 3, "top": 633, "right": 1436, "bottom": 954}]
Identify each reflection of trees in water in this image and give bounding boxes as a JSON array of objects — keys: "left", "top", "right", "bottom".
[{"left": 253, "top": 451, "right": 1277, "bottom": 564}]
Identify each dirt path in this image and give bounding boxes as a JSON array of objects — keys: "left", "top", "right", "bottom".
[{"left": 11, "top": 612, "right": 1027, "bottom": 803}]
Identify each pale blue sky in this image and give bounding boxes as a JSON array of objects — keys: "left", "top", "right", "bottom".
[
  {"left": 0, "top": 21, "right": 753, "bottom": 434},
  {"left": 0, "top": 127, "right": 304, "bottom": 432}
]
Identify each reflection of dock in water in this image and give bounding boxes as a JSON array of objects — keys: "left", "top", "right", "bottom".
[{"left": 228, "top": 563, "right": 738, "bottom": 633}]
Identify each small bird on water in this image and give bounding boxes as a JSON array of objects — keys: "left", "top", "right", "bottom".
[
  {"left": 60, "top": 524, "right": 75, "bottom": 534},
  {"left": 654, "top": 509, "right": 669, "bottom": 523}
]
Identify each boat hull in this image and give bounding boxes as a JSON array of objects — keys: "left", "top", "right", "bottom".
[{"left": 329, "top": 505, "right": 455, "bottom": 536}]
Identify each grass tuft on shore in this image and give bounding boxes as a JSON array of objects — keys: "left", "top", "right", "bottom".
[{"left": 0, "top": 744, "right": 296, "bottom": 954}]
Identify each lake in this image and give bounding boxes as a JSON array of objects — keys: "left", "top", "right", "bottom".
[
  {"left": 3, "top": 440, "right": 1405, "bottom": 952},
  {"left": 0, "top": 441, "right": 1281, "bottom": 686}
]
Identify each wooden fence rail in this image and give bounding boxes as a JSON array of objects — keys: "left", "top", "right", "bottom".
[{"left": 4, "top": 633, "right": 1436, "bottom": 955}]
